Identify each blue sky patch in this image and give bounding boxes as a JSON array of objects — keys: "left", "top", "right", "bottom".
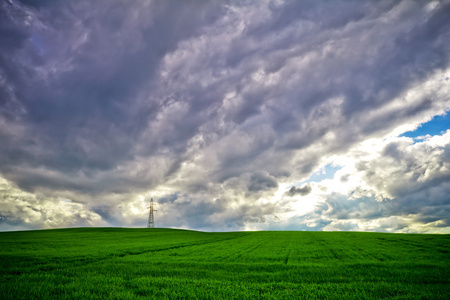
[
  {"left": 401, "top": 113, "right": 450, "bottom": 138},
  {"left": 300, "top": 164, "right": 342, "bottom": 184}
]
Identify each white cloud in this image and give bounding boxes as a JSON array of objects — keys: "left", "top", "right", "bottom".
[
  {"left": 269, "top": 129, "right": 450, "bottom": 233},
  {"left": 0, "top": 177, "right": 105, "bottom": 230}
]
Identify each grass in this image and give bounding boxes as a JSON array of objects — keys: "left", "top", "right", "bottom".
[{"left": 0, "top": 228, "right": 449, "bottom": 299}]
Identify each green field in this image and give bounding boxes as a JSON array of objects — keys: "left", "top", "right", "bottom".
[{"left": 0, "top": 228, "right": 449, "bottom": 299}]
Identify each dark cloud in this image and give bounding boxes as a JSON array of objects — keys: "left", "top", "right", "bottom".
[
  {"left": 1, "top": 0, "right": 450, "bottom": 231},
  {"left": 157, "top": 193, "right": 180, "bottom": 204},
  {"left": 0, "top": 0, "right": 224, "bottom": 192},
  {"left": 286, "top": 184, "right": 312, "bottom": 197},
  {"left": 247, "top": 171, "right": 278, "bottom": 192}
]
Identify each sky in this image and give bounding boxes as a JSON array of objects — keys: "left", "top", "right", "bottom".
[{"left": 1, "top": 0, "right": 450, "bottom": 233}]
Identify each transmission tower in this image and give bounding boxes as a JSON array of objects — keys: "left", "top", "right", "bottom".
[{"left": 147, "top": 198, "right": 157, "bottom": 228}]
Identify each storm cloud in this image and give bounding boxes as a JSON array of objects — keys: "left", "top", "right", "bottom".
[
  {"left": 286, "top": 185, "right": 312, "bottom": 197},
  {"left": 1, "top": 0, "right": 450, "bottom": 232}
]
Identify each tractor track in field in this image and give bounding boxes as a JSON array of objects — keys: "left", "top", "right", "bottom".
[
  {"left": 116, "top": 234, "right": 249, "bottom": 258},
  {"left": 24, "top": 233, "right": 251, "bottom": 273},
  {"left": 216, "top": 235, "right": 270, "bottom": 262},
  {"left": 284, "top": 249, "right": 291, "bottom": 264},
  {"left": 284, "top": 233, "right": 294, "bottom": 264}
]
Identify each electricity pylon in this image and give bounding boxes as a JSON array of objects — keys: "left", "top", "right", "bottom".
[{"left": 147, "top": 198, "right": 157, "bottom": 228}]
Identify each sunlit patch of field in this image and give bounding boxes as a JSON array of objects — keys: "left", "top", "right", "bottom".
[{"left": 1, "top": 228, "right": 449, "bottom": 299}]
